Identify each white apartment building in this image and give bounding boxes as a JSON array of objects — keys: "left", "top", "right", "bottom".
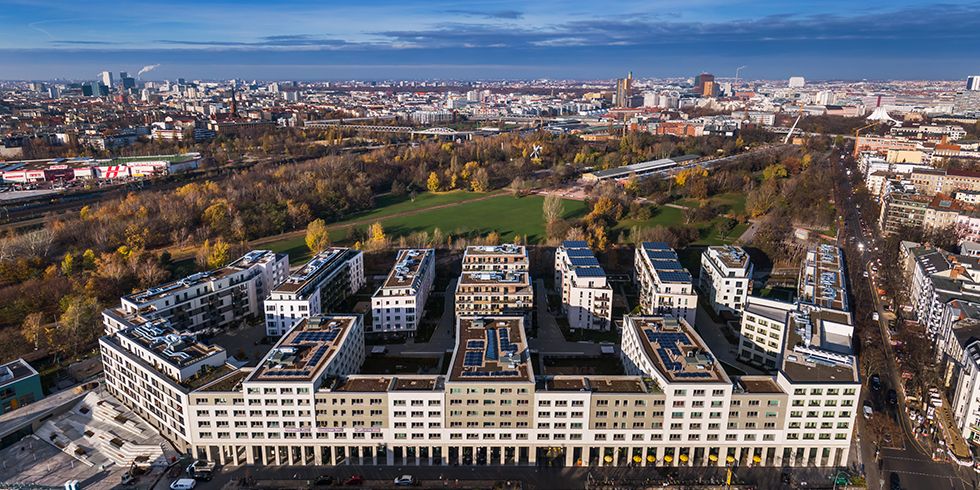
[
  {"left": 699, "top": 246, "right": 753, "bottom": 316},
  {"left": 738, "top": 297, "right": 796, "bottom": 369},
  {"left": 371, "top": 249, "right": 436, "bottom": 333},
  {"left": 109, "top": 250, "right": 288, "bottom": 335},
  {"left": 635, "top": 242, "right": 697, "bottom": 325},
  {"left": 798, "top": 244, "right": 849, "bottom": 313},
  {"left": 554, "top": 241, "right": 613, "bottom": 330},
  {"left": 455, "top": 245, "right": 534, "bottom": 321},
  {"left": 265, "top": 248, "right": 365, "bottom": 336}
]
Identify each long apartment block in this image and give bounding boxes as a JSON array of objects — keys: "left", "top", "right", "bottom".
[
  {"left": 455, "top": 245, "right": 533, "bottom": 320},
  {"left": 798, "top": 244, "right": 848, "bottom": 313},
  {"left": 371, "top": 249, "right": 435, "bottom": 333},
  {"left": 265, "top": 248, "right": 365, "bottom": 336},
  {"left": 99, "top": 307, "right": 858, "bottom": 469},
  {"left": 635, "top": 242, "right": 698, "bottom": 325},
  {"left": 554, "top": 240, "right": 613, "bottom": 330},
  {"left": 106, "top": 250, "right": 288, "bottom": 336},
  {"left": 699, "top": 245, "right": 753, "bottom": 316}
]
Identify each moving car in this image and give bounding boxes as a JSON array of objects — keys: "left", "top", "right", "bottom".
[
  {"left": 344, "top": 475, "right": 364, "bottom": 486},
  {"left": 887, "top": 389, "right": 898, "bottom": 406},
  {"left": 870, "top": 374, "right": 882, "bottom": 391},
  {"left": 890, "top": 472, "right": 901, "bottom": 490},
  {"left": 185, "top": 460, "right": 215, "bottom": 481}
]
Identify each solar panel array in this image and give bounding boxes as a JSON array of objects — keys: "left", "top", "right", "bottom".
[
  {"left": 461, "top": 370, "right": 520, "bottom": 377},
  {"left": 498, "top": 328, "right": 517, "bottom": 353},
  {"left": 564, "top": 248, "right": 594, "bottom": 257},
  {"left": 295, "top": 330, "right": 340, "bottom": 343},
  {"left": 266, "top": 369, "right": 312, "bottom": 377},
  {"left": 569, "top": 256, "right": 601, "bottom": 267},
  {"left": 307, "top": 345, "right": 329, "bottom": 368},
  {"left": 466, "top": 340, "right": 485, "bottom": 350},
  {"left": 644, "top": 328, "right": 699, "bottom": 373},
  {"left": 463, "top": 351, "right": 483, "bottom": 367},
  {"left": 563, "top": 240, "right": 589, "bottom": 248},
  {"left": 485, "top": 329, "right": 499, "bottom": 360}
]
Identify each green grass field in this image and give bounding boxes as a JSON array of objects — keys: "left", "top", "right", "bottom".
[
  {"left": 265, "top": 192, "right": 587, "bottom": 261},
  {"left": 671, "top": 192, "right": 747, "bottom": 215}
]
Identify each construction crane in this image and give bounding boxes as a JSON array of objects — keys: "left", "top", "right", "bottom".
[
  {"left": 783, "top": 103, "right": 806, "bottom": 144},
  {"left": 852, "top": 122, "right": 878, "bottom": 158}
]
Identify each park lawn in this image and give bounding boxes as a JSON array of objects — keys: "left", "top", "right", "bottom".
[
  {"left": 266, "top": 194, "right": 586, "bottom": 262},
  {"left": 669, "top": 192, "right": 747, "bottom": 215},
  {"left": 614, "top": 205, "right": 686, "bottom": 231},
  {"left": 693, "top": 220, "right": 750, "bottom": 246},
  {"left": 369, "top": 194, "right": 586, "bottom": 244},
  {"left": 344, "top": 190, "right": 489, "bottom": 223}
]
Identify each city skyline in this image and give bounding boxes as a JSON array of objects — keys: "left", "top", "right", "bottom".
[{"left": 1, "top": 0, "right": 979, "bottom": 80}]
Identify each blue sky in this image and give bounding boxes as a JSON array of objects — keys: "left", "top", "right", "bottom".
[{"left": 1, "top": 0, "right": 978, "bottom": 80}]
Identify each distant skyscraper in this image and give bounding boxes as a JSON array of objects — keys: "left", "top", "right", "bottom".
[
  {"left": 788, "top": 76, "right": 806, "bottom": 88},
  {"left": 614, "top": 71, "right": 633, "bottom": 108},
  {"left": 694, "top": 73, "right": 715, "bottom": 96},
  {"left": 968, "top": 76, "right": 980, "bottom": 91},
  {"left": 100, "top": 71, "right": 113, "bottom": 88}
]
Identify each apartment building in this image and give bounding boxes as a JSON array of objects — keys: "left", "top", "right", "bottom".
[
  {"left": 265, "top": 248, "right": 365, "bottom": 336},
  {"left": 0, "top": 359, "right": 43, "bottom": 415},
  {"left": 738, "top": 297, "right": 796, "bottom": 368},
  {"left": 798, "top": 244, "right": 849, "bottom": 313},
  {"left": 699, "top": 246, "right": 753, "bottom": 316},
  {"left": 100, "top": 306, "right": 858, "bottom": 469},
  {"left": 371, "top": 249, "right": 435, "bottom": 333},
  {"left": 879, "top": 192, "right": 931, "bottom": 235},
  {"left": 635, "top": 242, "right": 698, "bottom": 325},
  {"left": 455, "top": 245, "right": 534, "bottom": 320},
  {"left": 554, "top": 241, "right": 613, "bottom": 330},
  {"left": 108, "top": 250, "right": 288, "bottom": 336}
]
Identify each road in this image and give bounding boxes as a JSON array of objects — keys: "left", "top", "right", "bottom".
[{"left": 832, "top": 148, "right": 979, "bottom": 489}]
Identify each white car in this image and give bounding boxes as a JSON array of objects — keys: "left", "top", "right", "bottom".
[
  {"left": 394, "top": 475, "right": 415, "bottom": 486},
  {"left": 170, "top": 479, "right": 197, "bottom": 490}
]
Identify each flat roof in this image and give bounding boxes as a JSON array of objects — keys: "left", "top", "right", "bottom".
[
  {"left": 706, "top": 245, "right": 751, "bottom": 270},
  {"left": 587, "top": 154, "right": 699, "bottom": 180},
  {"left": 781, "top": 310, "right": 858, "bottom": 383},
  {"left": 115, "top": 317, "right": 225, "bottom": 369},
  {"left": 798, "top": 244, "right": 848, "bottom": 312},
  {"left": 0, "top": 359, "right": 38, "bottom": 388},
  {"left": 458, "top": 270, "right": 531, "bottom": 287},
  {"left": 448, "top": 317, "right": 532, "bottom": 382},
  {"left": 736, "top": 377, "right": 784, "bottom": 394},
  {"left": 629, "top": 315, "right": 726, "bottom": 383},
  {"left": 379, "top": 249, "right": 433, "bottom": 290},
  {"left": 273, "top": 248, "right": 357, "bottom": 295},
  {"left": 586, "top": 377, "right": 658, "bottom": 394},
  {"left": 248, "top": 315, "right": 358, "bottom": 383},
  {"left": 640, "top": 242, "right": 693, "bottom": 284},
  {"left": 559, "top": 241, "right": 608, "bottom": 280}
]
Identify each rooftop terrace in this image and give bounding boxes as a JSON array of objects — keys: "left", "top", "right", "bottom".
[
  {"left": 630, "top": 315, "right": 726, "bottom": 383},
  {"left": 380, "top": 249, "right": 433, "bottom": 290},
  {"left": 248, "top": 315, "right": 357, "bottom": 382},
  {"left": 449, "top": 317, "right": 531, "bottom": 382}
]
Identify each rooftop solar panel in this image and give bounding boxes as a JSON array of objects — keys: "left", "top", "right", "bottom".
[
  {"left": 565, "top": 248, "right": 594, "bottom": 257},
  {"left": 569, "top": 256, "right": 601, "bottom": 267},
  {"left": 574, "top": 268, "right": 607, "bottom": 278},
  {"left": 651, "top": 259, "right": 684, "bottom": 270},
  {"left": 562, "top": 240, "right": 589, "bottom": 248},
  {"left": 656, "top": 271, "right": 693, "bottom": 282}
]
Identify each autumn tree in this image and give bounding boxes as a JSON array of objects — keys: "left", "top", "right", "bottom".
[
  {"left": 427, "top": 172, "right": 441, "bottom": 192},
  {"left": 305, "top": 218, "right": 331, "bottom": 253},
  {"left": 367, "top": 222, "right": 388, "bottom": 250},
  {"left": 471, "top": 168, "right": 491, "bottom": 192},
  {"left": 57, "top": 294, "right": 101, "bottom": 355},
  {"left": 21, "top": 312, "right": 45, "bottom": 350},
  {"left": 198, "top": 238, "right": 231, "bottom": 269}
]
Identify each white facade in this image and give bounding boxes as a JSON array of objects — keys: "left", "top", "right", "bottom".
[
  {"left": 265, "top": 249, "right": 365, "bottom": 336},
  {"left": 554, "top": 241, "right": 613, "bottom": 330},
  {"left": 635, "top": 242, "right": 697, "bottom": 325},
  {"left": 111, "top": 250, "right": 288, "bottom": 335},
  {"left": 699, "top": 246, "right": 753, "bottom": 316},
  {"left": 738, "top": 297, "right": 795, "bottom": 369},
  {"left": 371, "top": 249, "right": 436, "bottom": 333}
]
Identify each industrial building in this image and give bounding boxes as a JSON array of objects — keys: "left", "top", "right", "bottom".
[{"left": 0, "top": 153, "right": 202, "bottom": 183}]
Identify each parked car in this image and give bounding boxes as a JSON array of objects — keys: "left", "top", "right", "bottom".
[
  {"left": 170, "top": 479, "right": 197, "bottom": 490},
  {"left": 890, "top": 472, "right": 902, "bottom": 490},
  {"left": 313, "top": 475, "right": 334, "bottom": 486},
  {"left": 394, "top": 475, "right": 416, "bottom": 486},
  {"left": 344, "top": 475, "right": 364, "bottom": 486},
  {"left": 870, "top": 374, "right": 882, "bottom": 391},
  {"left": 887, "top": 389, "right": 898, "bottom": 406},
  {"left": 863, "top": 402, "right": 874, "bottom": 419}
]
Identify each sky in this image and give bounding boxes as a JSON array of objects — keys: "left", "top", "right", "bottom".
[{"left": 0, "top": 0, "right": 979, "bottom": 81}]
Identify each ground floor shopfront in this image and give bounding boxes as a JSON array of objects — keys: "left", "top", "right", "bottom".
[{"left": 192, "top": 443, "right": 849, "bottom": 469}]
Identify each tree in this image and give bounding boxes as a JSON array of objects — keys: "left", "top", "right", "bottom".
[
  {"left": 61, "top": 252, "right": 75, "bottom": 277},
  {"left": 427, "top": 172, "right": 441, "bottom": 192},
  {"left": 21, "top": 312, "right": 45, "bottom": 350},
  {"left": 367, "top": 222, "right": 387, "bottom": 249},
  {"left": 198, "top": 238, "right": 231, "bottom": 269},
  {"left": 305, "top": 218, "right": 331, "bottom": 253},
  {"left": 762, "top": 164, "right": 788, "bottom": 181},
  {"left": 486, "top": 231, "right": 501, "bottom": 245},
  {"left": 57, "top": 294, "right": 101, "bottom": 355},
  {"left": 471, "top": 168, "right": 491, "bottom": 192},
  {"left": 543, "top": 194, "right": 564, "bottom": 224}
]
